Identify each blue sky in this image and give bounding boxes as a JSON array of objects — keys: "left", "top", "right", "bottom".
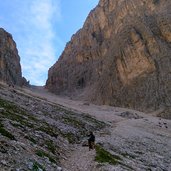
[{"left": 0, "top": 0, "right": 99, "bottom": 85}]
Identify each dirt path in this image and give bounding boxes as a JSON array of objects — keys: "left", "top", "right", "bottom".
[{"left": 61, "top": 145, "right": 97, "bottom": 171}]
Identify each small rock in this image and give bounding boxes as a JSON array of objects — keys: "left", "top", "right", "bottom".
[
  {"left": 82, "top": 140, "right": 88, "bottom": 147},
  {"left": 1, "top": 160, "right": 7, "bottom": 165},
  {"left": 45, "top": 157, "right": 51, "bottom": 164},
  {"left": 27, "top": 162, "right": 33, "bottom": 169},
  {"left": 37, "top": 111, "right": 43, "bottom": 115},
  {"left": 57, "top": 166, "right": 62, "bottom": 171},
  {"left": 83, "top": 102, "right": 90, "bottom": 106},
  {"left": 0, "top": 108, "right": 5, "bottom": 112}
]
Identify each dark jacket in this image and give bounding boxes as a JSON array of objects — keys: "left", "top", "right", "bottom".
[{"left": 88, "top": 134, "right": 95, "bottom": 142}]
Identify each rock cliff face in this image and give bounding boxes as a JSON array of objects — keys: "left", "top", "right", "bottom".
[
  {"left": 46, "top": 0, "right": 171, "bottom": 112},
  {"left": 0, "top": 28, "right": 23, "bottom": 86}
]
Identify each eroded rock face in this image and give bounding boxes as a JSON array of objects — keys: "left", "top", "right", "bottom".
[
  {"left": 0, "top": 28, "right": 23, "bottom": 86},
  {"left": 46, "top": 0, "right": 171, "bottom": 112}
]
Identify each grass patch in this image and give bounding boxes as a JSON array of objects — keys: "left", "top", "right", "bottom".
[
  {"left": 0, "top": 122, "right": 16, "bottom": 140},
  {"left": 1, "top": 110, "right": 34, "bottom": 128},
  {"left": 38, "top": 122, "right": 79, "bottom": 144},
  {"left": 32, "top": 161, "right": 46, "bottom": 171},
  {"left": 10, "top": 122, "right": 23, "bottom": 128},
  {"left": 95, "top": 145, "right": 135, "bottom": 170},
  {"left": 0, "top": 98, "right": 25, "bottom": 115},
  {"left": 37, "top": 124, "right": 59, "bottom": 138},
  {"left": 95, "top": 145, "right": 122, "bottom": 165},
  {"left": 35, "top": 149, "right": 57, "bottom": 163},
  {"left": 62, "top": 115, "right": 85, "bottom": 128},
  {"left": 0, "top": 98, "right": 36, "bottom": 128},
  {"left": 56, "top": 105, "right": 106, "bottom": 130},
  {"left": 83, "top": 114, "right": 106, "bottom": 129},
  {"left": 25, "top": 135, "right": 37, "bottom": 144},
  {"left": 45, "top": 140, "right": 56, "bottom": 154},
  {"left": 63, "top": 132, "right": 76, "bottom": 143},
  {"left": 120, "top": 151, "right": 136, "bottom": 159}
]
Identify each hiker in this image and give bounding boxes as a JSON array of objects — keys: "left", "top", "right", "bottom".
[{"left": 88, "top": 131, "right": 95, "bottom": 150}]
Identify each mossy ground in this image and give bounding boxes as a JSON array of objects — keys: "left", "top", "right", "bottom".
[
  {"left": 95, "top": 145, "right": 122, "bottom": 165},
  {"left": 0, "top": 122, "right": 15, "bottom": 140},
  {"left": 0, "top": 98, "right": 36, "bottom": 128},
  {"left": 32, "top": 161, "right": 46, "bottom": 171},
  {"left": 35, "top": 149, "right": 57, "bottom": 163},
  {"left": 95, "top": 145, "right": 135, "bottom": 170},
  {"left": 45, "top": 140, "right": 57, "bottom": 154}
]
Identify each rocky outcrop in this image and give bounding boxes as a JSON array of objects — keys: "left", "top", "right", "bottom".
[
  {"left": 0, "top": 28, "right": 23, "bottom": 86},
  {"left": 46, "top": 0, "right": 171, "bottom": 112}
]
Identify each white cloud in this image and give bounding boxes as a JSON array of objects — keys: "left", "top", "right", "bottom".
[
  {"left": 15, "top": 0, "right": 62, "bottom": 85},
  {"left": 31, "top": 0, "right": 61, "bottom": 28}
]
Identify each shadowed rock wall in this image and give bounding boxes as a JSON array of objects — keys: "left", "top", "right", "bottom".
[{"left": 0, "top": 28, "right": 23, "bottom": 86}]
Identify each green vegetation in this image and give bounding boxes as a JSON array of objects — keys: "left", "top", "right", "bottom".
[
  {"left": 55, "top": 104, "right": 106, "bottom": 130},
  {"left": 0, "top": 122, "right": 15, "bottom": 140},
  {"left": 95, "top": 145, "right": 122, "bottom": 165},
  {"left": 0, "top": 98, "right": 37, "bottom": 128},
  {"left": 35, "top": 149, "right": 57, "bottom": 163},
  {"left": 95, "top": 145, "right": 134, "bottom": 170},
  {"left": 32, "top": 161, "right": 46, "bottom": 171},
  {"left": 83, "top": 114, "right": 106, "bottom": 129},
  {"left": 45, "top": 140, "right": 56, "bottom": 154},
  {"left": 10, "top": 121, "right": 23, "bottom": 128},
  {"left": 62, "top": 115, "right": 85, "bottom": 128},
  {"left": 62, "top": 132, "right": 76, "bottom": 143},
  {"left": 37, "top": 124, "right": 59, "bottom": 138},
  {"left": 25, "top": 135, "right": 37, "bottom": 144},
  {"left": 0, "top": 98, "right": 25, "bottom": 114}
]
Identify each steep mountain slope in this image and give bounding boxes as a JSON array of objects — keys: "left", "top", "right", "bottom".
[
  {"left": 46, "top": 0, "right": 171, "bottom": 113},
  {"left": 0, "top": 83, "right": 104, "bottom": 170},
  {"left": 1, "top": 84, "right": 171, "bottom": 170},
  {"left": 0, "top": 28, "right": 25, "bottom": 86}
]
